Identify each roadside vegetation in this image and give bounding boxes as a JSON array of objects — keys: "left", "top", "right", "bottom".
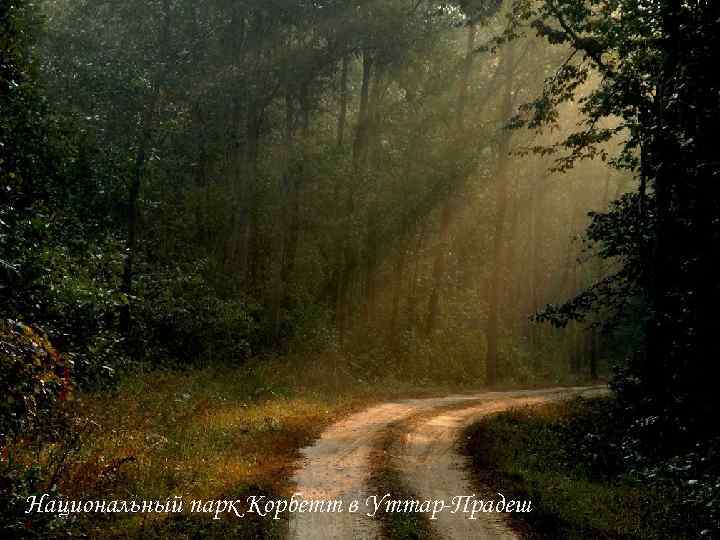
[
  {"left": 465, "top": 397, "right": 719, "bottom": 539},
  {"left": 3, "top": 352, "right": 504, "bottom": 538}
]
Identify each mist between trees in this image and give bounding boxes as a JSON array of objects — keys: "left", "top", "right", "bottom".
[
  {"left": 10, "top": 0, "right": 719, "bottom": 402},
  {"left": 4, "top": 0, "right": 628, "bottom": 388}
]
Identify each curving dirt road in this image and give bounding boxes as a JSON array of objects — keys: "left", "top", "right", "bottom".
[{"left": 288, "top": 386, "right": 606, "bottom": 540}]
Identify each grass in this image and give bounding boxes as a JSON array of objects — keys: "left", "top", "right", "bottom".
[
  {"left": 463, "top": 397, "right": 696, "bottom": 539},
  {"left": 28, "top": 351, "right": 490, "bottom": 538},
  {"left": 9, "top": 345, "right": 599, "bottom": 539}
]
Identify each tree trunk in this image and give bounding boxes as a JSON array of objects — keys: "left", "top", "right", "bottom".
[
  {"left": 337, "top": 55, "right": 349, "bottom": 148},
  {"left": 272, "top": 91, "right": 299, "bottom": 341},
  {"left": 389, "top": 218, "right": 409, "bottom": 343},
  {"left": 486, "top": 42, "right": 515, "bottom": 386},
  {"left": 244, "top": 108, "right": 262, "bottom": 290},
  {"left": 336, "top": 48, "right": 373, "bottom": 343},
  {"left": 119, "top": 139, "right": 146, "bottom": 338},
  {"left": 425, "top": 22, "right": 476, "bottom": 336},
  {"left": 425, "top": 203, "right": 451, "bottom": 335},
  {"left": 363, "top": 63, "right": 386, "bottom": 324},
  {"left": 353, "top": 49, "right": 373, "bottom": 172}
]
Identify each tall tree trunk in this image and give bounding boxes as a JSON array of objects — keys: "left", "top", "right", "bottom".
[
  {"left": 330, "top": 56, "right": 349, "bottom": 328},
  {"left": 336, "top": 48, "right": 373, "bottom": 343},
  {"left": 337, "top": 55, "right": 349, "bottom": 148},
  {"left": 528, "top": 177, "right": 543, "bottom": 366},
  {"left": 425, "top": 203, "right": 451, "bottom": 335},
  {"left": 243, "top": 108, "right": 262, "bottom": 290},
  {"left": 389, "top": 217, "right": 409, "bottom": 343},
  {"left": 407, "top": 222, "right": 427, "bottom": 334},
  {"left": 363, "top": 63, "right": 386, "bottom": 324},
  {"left": 425, "top": 22, "right": 476, "bottom": 336},
  {"left": 589, "top": 328, "right": 599, "bottom": 380},
  {"left": 486, "top": 41, "right": 515, "bottom": 386},
  {"left": 272, "top": 91, "right": 298, "bottom": 341},
  {"left": 119, "top": 137, "right": 147, "bottom": 338},
  {"left": 353, "top": 50, "right": 373, "bottom": 171}
]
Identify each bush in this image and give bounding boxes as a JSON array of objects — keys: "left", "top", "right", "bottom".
[
  {"left": 0, "top": 320, "right": 85, "bottom": 538},
  {"left": 0, "top": 460, "right": 70, "bottom": 539},
  {"left": 0, "top": 415, "right": 91, "bottom": 539},
  {"left": 133, "top": 261, "right": 257, "bottom": 364},
  {"left": 0, "top": 319, "right": 67, "bottom": 443},
  {"left": 466, "top": 397, "right": 720, "bottom": 538}
]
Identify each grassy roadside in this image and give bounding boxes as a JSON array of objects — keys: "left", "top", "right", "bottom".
[
  {"left": 8, "top": 345, "right": 601, "bottom": 539},
  {"left": 463, "top": 397, "right": 697, "bottom": 539},
  {"left": 13, "top": 352, "right": 493, "bottom": 538}
]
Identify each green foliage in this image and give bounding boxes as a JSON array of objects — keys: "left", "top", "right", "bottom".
[
  {"left": 0, "top": 320, "right": 89, "bottom": 538},
  {"left": 0, "top": 460, "right": 74, "bottom": 539},
  {"left": 0, "top": 413, "right": 91, "bottom": 539},
  {"left": 6, "top": 0, "right": 618, "bottom": 399},
  {"left": 133, "top": 261, "right": 257, "bottom": 364},
  {"left": 466, "top": 398, "right": 719, "bottom": 538},
  {"left": 513, "top": 0, "right": 720, "bottom": 420},
  {"left": 0, "top": 320, "right": 65, "bottom": 442},
  {"left": 1, "top": 0, "right": 125, "bottom": 392},
  {"left": 536, "top": 193, "right": 648, "bottom": 339}
]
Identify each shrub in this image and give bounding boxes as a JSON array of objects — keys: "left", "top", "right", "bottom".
[
  {"left": 133, "top": 261, "right": 257, "bottom": 364},
  {"left": 0, "top": 319, "right": 67, "bottom": 443}
]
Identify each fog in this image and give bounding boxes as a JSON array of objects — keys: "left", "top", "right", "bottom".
[{"left": 34, "top": 0, "right": 630, "bottom": 382}]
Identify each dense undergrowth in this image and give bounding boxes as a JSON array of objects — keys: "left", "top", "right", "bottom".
[{"left": 464, "top": 397, "right": 720, "bottom": 539}]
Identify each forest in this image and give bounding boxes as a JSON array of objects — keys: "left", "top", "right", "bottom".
[{"left": 2, "top": 0, "right": 719, "bottom": 538}]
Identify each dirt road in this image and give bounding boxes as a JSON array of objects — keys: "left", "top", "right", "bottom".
[{"left": 288, "top": 386, "right": 605, "bottom": 539}]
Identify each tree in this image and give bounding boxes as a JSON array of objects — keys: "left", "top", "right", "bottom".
[{"left": 516, "top": 0, "right": 720, "bottom": 418}]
